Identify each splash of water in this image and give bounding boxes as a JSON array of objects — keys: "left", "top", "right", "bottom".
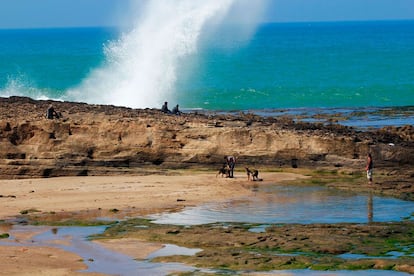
[
  {"left": 67, "top": 0, "right": 233, "bottom": 108},
  {"left": 0, "top": 75, "right": 51, "bottom": 100},
  {"left": 67, "top": 0, "right": 267, "bottom": 108}
]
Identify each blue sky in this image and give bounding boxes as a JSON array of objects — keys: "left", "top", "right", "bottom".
[{"left": 0, "top": 0, "right": 414, "bottom": 29}]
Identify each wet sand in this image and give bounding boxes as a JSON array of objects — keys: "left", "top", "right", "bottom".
[
  {"left": 0, "top": 171, "right": 307, "bottom": 275},
  {"left": 0, "top": 245, "right": 100, "bottom": 276}
]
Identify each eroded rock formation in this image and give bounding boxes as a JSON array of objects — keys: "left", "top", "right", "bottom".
[{"left": 1, "top": 96, "right": 414, "bottom": 179}]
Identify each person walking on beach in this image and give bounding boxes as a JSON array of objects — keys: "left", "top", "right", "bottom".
[
  {"left": 366, "top": 153, "right": 373, "bottom": 185},
  {"left": 225, "top": 155, "right": 237, "bottom": 178}
]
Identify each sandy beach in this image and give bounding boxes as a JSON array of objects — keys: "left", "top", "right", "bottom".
[
  {"left": 0, "top": 172, "right": 307, "bottom": 219},
  {"left": 0, "top": 171, "right": 307, "bottom": 275}
]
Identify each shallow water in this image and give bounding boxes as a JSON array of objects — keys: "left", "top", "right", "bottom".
[
  {"left": 208, "top": 106, "right": 414, "bottom": 130},
  {"left": 149, "top": 183, "right": 414, "bottom": 225},
  {"left": 1, "top": 225, "right": 200, "bottom": 276}
]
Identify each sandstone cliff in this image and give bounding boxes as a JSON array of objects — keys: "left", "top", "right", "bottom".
[{"left": 1, "top": 96, "right": 413, "bottom": 179}]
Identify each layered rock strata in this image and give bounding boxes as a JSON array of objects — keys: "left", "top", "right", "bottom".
[{"left": 1, "top": 96, "right": 413, "bottom": 179}]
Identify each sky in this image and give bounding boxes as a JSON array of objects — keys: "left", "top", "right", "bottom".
[{"left": 0, "top": 0, "right": 414, "bottom": 29}]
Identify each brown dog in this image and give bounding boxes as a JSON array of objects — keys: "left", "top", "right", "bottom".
[
  {"left": 216, "top": 164, "right": 230, "bottom": 178},
  {"left": 245, "top": 167, "right": 259, "bottom": 181}
]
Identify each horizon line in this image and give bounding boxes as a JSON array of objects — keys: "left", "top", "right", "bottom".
[{"left": 1, "top": 18, "right": 413, "bottom": 31}]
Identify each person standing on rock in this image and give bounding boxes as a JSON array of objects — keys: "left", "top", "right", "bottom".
[
  {"left": 366, "top": 153, "right": 373, "bottom": 185},
  {"left": 225, "top": 155, "right": 237, "bottom": 178}
]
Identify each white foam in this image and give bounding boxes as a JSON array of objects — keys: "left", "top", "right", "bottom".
[
  {"left": 66, "top": 0, "right": 268, "bottom": 108},
  {"left": 0, "top": 76, "right": 53, "bottom": 100}
]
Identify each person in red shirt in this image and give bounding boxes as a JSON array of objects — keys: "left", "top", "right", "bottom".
[{"left": 366, "top": 153, "right": 373, "bottom": 184}]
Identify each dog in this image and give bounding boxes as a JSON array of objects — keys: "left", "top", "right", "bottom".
[
  {"left": 216, "top": 164, "right": 230, "bottom": 178},
  {"left": 245, "top": 167, "right": 261, "bottom": 181}
]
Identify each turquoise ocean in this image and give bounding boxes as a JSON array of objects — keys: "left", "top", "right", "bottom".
[{"left": 0, "top": 20, "right": 413, "bottom": 113}]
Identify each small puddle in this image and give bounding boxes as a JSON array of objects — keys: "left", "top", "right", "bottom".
[
  {"left": 146, "top": 244, "right": 202, "bottom": 259},
  {"left": 339, "top": 249, "right": 414, "bottom": 260},
  {"left": 149, "top": 184, "right": 414, "bottom": 225}
]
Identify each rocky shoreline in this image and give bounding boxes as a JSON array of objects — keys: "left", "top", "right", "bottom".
[{"left": 1, "top": 96, "right": 413, "bottom": 197}]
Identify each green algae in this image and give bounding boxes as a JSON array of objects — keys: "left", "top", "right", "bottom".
[
  {"left": 18, "top": 211, "right": 117, "bottom": 227},
  {"left": 19, "top": 208, "right": 41, "bottom": 215},
  {"left": 28, "top": 219, "right": 115, "bottom": 227},
  {"left": 92, "top": 219, "right": 414, "bottom": 274}
]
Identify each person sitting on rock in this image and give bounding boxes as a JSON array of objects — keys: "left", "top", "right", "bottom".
[
  {"left": 161, "top": 101, "right": 171, "bottom": 114},
  {"left": 46, "top": 105, "right": 59, "bottom": 119},
  {"left": 172, "top": 104, "right": 181, "bottom": 115}
]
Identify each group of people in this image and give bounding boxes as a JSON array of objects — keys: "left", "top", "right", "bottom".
[{"left": 161, "top": 101, "right": 181, "bottom": 115}]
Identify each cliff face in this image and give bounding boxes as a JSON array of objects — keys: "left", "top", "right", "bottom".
[{"left": 1, "top": 97, "right": 413, "bottom": 178}]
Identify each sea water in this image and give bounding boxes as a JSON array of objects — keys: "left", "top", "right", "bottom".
[{"left": 1, "top": 20, "right": 413, "bottom": 111}]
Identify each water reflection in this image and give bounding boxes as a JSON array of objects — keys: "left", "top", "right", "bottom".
[
  {"left": 368, "top": 192, "right": 373, "bottom": 223},
  {"left": 146, "top": 244, "right": 202, "bottom": 259},
  {"left": 150, "top": 184, "right": 414, "bottom": 225}
]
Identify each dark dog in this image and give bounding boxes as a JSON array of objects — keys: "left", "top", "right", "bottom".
[
  {"left": 216, "top": 164, "right": 230, "bottom": 178},
  {"left": 245, "top": 167, "right": 261, "bottom": 181}
]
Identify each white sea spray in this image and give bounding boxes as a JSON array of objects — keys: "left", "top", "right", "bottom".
[{"left": 66, "top": 0, "right": 268, "bottom": 108}]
